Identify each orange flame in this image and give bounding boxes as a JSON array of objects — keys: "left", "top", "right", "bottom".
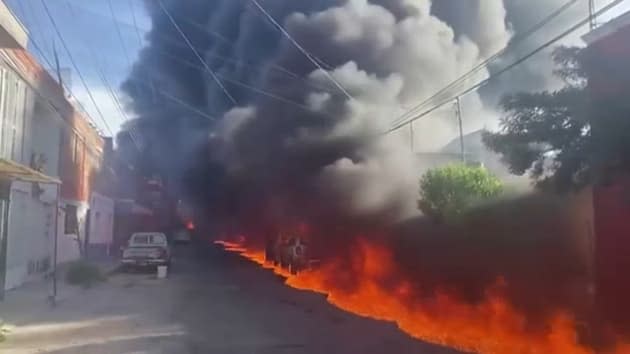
[{"left": 215, "top": 239, "right": 629, "bottom": 354}]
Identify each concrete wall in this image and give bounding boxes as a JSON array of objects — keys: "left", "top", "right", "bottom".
[
  {"left": 0, "top": 11, "right": 107, "bottom": 291},
  {"left": 88, "top": 192, "right": 114, "bottom": 246},
  {"left": 56, "top": 206, "right": 80, "bottom": 265},
  {"left": 31, "top": 100, "right": 62, "bottom": 177},
  {"left": 4, "top": 181, "right": 56, "bottom": 291},
  {"left": 0, "top": 1, "right": 27, "bottom": 49}
]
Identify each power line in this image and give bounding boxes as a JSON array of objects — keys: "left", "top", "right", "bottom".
[
  {"left": 140, "top": 0, "right": 324, "bottom": 115},
  {"left": 242, "top": 1, "right": 334, "bottom": 71},
  {"left": 66, "top": 2, "right": 141, "bottom": 150},
  {"left": 128, "top": 0, "right": 144, "bottom": 48},
  {"left": 65, "top": 1, "right": 340, "bottom": 101},
  {"left": 40, "top": 0, "right": 114, "bottom": 136},
  {"left": 137, "top": 81, "right": 218, "bottom": 121},
  {"left": 249, "top": 0, "right": 354, "bottom": 101},
  {"left": 82, "top": 3, "right": 217, "bottom": 121},
  {"left": 14, "top": 3, "right": 104, "bottom": 134},
  {"left": 589, "top": 0, "right": 598, "bottom": 30},
  {"left": 17, "top": 0, "right": 50, "bottom": 55},
  {"left": 107, "top": 0, "right": 132, "bottom": 66},
  {"left": 59, "top": 2, "right": 216, "bottom": 122},
  {"left": 393, "top": 0, "right": 582, "bottom": 126},
  {"left": 387, "top": 0, "right": 626, "bottom": 134},
  {"left": 129, "top": 78, "right": 217, "bottom": 121},
  {"left": 156, "top": 0, "right": 237, "bottom": 105},
  {"left": 151, "top": 45, "right": 341, "bottom": 98},
  {"left": 101, "top": 0, "right": 144, "bottom": 144},
  {"left": 0, "top": 43, "right": 104, "bottom": 158},
  {"left": 217, "top": 74, "right": 322, "bottom": 114},
  {"left": 141, "top": 48, "right": 329, "bottom": 118}
]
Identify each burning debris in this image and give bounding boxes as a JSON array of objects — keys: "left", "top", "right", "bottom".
[{"left": 123, "top": 0, "right": 629, "bottom": 352}]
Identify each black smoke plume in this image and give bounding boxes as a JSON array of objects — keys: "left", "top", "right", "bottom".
[{"left": 122, "top": 0, "right": 614, "bottom": 347}]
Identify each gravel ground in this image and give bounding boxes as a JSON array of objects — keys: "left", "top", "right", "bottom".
[{"left": 0, "top": 245, "right": 460, "bottom": 354}]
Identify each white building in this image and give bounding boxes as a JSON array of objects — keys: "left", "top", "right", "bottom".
[{"left": 0, "top": 3, "right": 85, "bottom": 295}]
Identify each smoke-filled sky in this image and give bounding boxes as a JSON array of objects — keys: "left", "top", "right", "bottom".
[
  {"left": 115, "top": 0, "right": 630, "bottom": 229},
  {"left": 8, "top": 0, "right": 630, "bottom": 138},
  {"left": 8, "top": 0, "right": 151, "bottom": 135},
  {"left": 123, "top": 0, "right": 628, "bottom": 155}
]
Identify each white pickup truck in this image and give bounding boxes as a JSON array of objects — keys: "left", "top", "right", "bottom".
[{"left": 122, "top": 232, "right": 171, "bottom": 269}]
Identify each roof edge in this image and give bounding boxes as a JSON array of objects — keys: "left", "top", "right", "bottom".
[{"left": 583, "top": 10, "right": 630, "bottom": 44}]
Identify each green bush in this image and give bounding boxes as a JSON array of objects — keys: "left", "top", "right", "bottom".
[
  {"left": 419, "top": 164, "right": 503, "bottom": 220},
  {"left": 65, "top": 260, "right": 105, "bottom": 288}
]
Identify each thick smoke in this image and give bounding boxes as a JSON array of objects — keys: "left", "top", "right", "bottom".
[
  {"left": 121, "top": 0, "right": 594, "bottom": 256},
  {"left": 125, "top": 0, "right": 503, "bottom": 224},
  {"left": 432, "top": 0, "right": 588, "bottom": 104},
  {"left": 121, "top": 0, "right": 615, "bottom": 345}
]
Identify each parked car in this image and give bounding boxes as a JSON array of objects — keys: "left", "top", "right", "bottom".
[
  {"left": 173, "top": 228, "right": 192, "bottom": 244},
  {"left": 122, "top": 232, "right": 171, "bottom": 269}
]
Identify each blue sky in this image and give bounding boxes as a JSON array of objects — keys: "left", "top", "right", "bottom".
[
  {"left": 6, "top": 0, "right": 630, "bottom": 137},
  {"left": 7, "top": 0, "right": 151, "bottom": 136}
]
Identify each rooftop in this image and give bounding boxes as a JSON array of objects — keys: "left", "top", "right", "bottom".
[
  {"left": 0, "top": 0, "right": 28, "bottom": 49},
  {"left": 583, "top": 10, "right": 630, "bottom": 44}
]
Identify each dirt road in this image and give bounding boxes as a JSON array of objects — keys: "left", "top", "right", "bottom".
[{"left": 0, "top": 244, "right": 460, "bottom": 354}]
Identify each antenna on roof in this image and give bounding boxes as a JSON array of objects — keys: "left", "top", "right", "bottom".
[
  {"left": 589, "top": 0, "right": 598, "bottom": 30},
  {"left": 52, "top": 40, "right": 64, "bottom": 96}
]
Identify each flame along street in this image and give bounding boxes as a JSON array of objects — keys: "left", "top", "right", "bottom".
[
  {"left": 215, "top": 240, "right": 630, "bottom": 354},
  {"left": 0, "top": 244, "right": 462, "bottom": 354}
]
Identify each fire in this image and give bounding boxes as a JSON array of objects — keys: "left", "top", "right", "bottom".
[{"left": 215, "top": 239, "right": 629, "bottom": 354}]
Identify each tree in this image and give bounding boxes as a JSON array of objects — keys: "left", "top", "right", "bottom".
[
  {"left": 483, "top": 46, "right": 630, "bottom": 190},
  {"left": 419, "top": 164, "right": 503, "bottom": 220}
]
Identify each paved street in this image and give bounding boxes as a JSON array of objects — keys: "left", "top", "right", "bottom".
[{"left": 0, "top": 244, "right": 460, "bottom": 354}]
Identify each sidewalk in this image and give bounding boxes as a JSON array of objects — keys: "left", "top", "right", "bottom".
[
  {"left": 0, "top": 259, "right": 120, "bottom": 331},
  {"left": 0, "top": 258, "right": 185, "bottom": 354}
]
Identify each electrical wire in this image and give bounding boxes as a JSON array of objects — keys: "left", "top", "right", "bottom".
[
  {"left": 65, "top": 2, "right": 141, "bottom": 150},
  {"left": 140, "top": 49, "right": 328, "bottom": 118},
  {"left": 387, "top": 0, "right": 626, "bottom": 134},
  {"left": 107, "top": 0, "right": 132, "bottom": 66},
  {"left": 151, "top": 45, "right": 340, "bottom": 98},
  {"left": 250, "top": 0, "right": 353, "bottom": 101},
  {"left": 65, "top": 1, "right": 341, "bottom": 101},
  {"left": 40, "top": 0, "right": 114, "bottom": 136},
  {"left": 101, "top": 0, "right": 144, "bottom": 145},
  {"left": 156, "top": 0, "right": 237, "bottom": 105},
  {"left": 57, "top": 2, "right": 216, "bottom": 123},
  {"left": 128, "top": 0, "right": 144, "bottom": 48},
  {"left": 392, "top": 0, "right": 582, "bottom": 126},
  {"left": 14, "top": 0, "right": 104, "bottom": 134}
]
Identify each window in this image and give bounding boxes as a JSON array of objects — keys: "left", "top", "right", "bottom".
[
  {"left": 64, "top": 204, "right": 79, "bottom": 234},
  {"left": 130, "top": 233, "right": 167, "bottom": 245},
  {"left": 0, "top": 68, "right": 28, "bottom": 162},
  {"left": 70, "top": 133, "right": 76, "bottom": 164}
]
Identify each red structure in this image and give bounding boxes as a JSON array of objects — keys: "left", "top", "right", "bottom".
[{"left": 584, "top": 11, "right": 630, "bottom": 329}]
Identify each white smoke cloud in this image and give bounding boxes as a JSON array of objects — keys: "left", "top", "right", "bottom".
[
  {"left": 207, "top": 0, "right": 501, "bottom": 219},
  {"left": 127, "top": 0, "right": 587, "bottom": 223}
]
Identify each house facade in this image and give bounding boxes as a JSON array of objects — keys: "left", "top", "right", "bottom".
[
  {"left": 583, "top": 10, "right": 630, "bottom": 328},
  {"left": 0, "top": 1, "right": 114, "bottom": 294}
]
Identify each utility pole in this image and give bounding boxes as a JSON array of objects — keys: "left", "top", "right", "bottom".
[
  {"left": 454, "top": 97, "right": 465, "bottom": 163},
  {"left": 52, "top": 41, "right": 64, "bottom": 96},
  {"left": 409, "top": 121, "right": 415, "bottom": 152},
  {"left": 589, "top": 0, "right": 597, "bottom": 31},
  {"left": 51, "top": 41, "right": 62, "bottom": 307}
]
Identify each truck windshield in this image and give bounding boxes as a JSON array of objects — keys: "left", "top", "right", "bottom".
[{"left": 131, "top": 234, "right": 166, "bottom": 245}]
